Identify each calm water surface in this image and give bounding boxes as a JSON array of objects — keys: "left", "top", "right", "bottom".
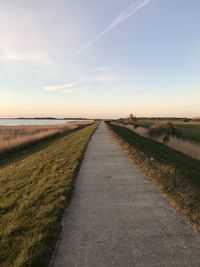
[{"left": 0, "top": 119, "right": 74, "bottom": 126}]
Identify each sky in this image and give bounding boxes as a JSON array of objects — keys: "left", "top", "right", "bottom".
[{"left": 0, "top": 0, "right": 200, "bottom": 119}]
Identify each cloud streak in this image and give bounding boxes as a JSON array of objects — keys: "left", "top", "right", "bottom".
[
  {"left": 43, "top": 83, "right": 91, "bottom": 94},
  {"left": 43, "top": 82, "right": 78, "bottom": 92},
  {"left": 69, "top": 0, "right": 152, "bottom": 61}
]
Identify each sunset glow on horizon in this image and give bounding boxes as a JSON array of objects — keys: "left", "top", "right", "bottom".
[{"left": 1, "top": 0, "right": 200, "bottom": 118}]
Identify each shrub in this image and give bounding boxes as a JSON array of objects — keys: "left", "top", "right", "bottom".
[
  {"left": 183, "top": 118, "right": 191, "bottom": 122},
  {"left": 129, "top": 114, "right": 137, "bottom": 125},
  {"left": 148, "top": 122, "right": 182, "bottom": 143}
]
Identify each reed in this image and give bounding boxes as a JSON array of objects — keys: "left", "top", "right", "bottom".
[
  {"left": 0, "top": 121, "right": 92, "bottom": 154},
  {"left": 167, "top": 137, "right": 200, "bottom": 160}
]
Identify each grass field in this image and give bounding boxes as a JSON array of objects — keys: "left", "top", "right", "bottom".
[
  {"left": 138, "top": 120, "right": 200, "bottom": 144},
  {"left": 175, "top": 124, "right": 200, "bottom": 144},
  {"left": 107, "top": 122, "right": 200, "bottom": 232},
  {"left": 0, "top": 122, "right": 97, "bottom": 267}
]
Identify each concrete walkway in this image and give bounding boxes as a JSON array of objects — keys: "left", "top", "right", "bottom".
[{"left": 51, "top": 122, "right": 200, "bottom": 267}]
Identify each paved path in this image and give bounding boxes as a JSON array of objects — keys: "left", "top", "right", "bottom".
[{"left": 51, "top": 122, "right": 200, "bottom": 267}]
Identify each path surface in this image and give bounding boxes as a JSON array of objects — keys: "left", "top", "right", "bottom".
[{"left": 51, "top": 122, "right": 200, "bottom": 267}]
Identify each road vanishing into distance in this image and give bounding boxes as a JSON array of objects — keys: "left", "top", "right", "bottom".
[{"left": 51, "top": 122, "right": 200, "bottom": 267}]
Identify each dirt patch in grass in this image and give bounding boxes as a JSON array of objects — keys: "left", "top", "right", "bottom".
[
  {"left": 0, "top": 122, "right": 98, "bottom": 267},
  {"left": 106, "top": 122, "right": 200, "bottom": 233}
]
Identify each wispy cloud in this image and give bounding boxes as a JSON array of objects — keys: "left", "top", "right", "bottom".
[
  {"left": 43, "top": 82, "right": 79, "bottom": 92},
  {"left": 69, "top": 0, "right": 152, "bottom": 61},
  {"left": 43, "top": 83, "right": 91, "bottom": 94}
]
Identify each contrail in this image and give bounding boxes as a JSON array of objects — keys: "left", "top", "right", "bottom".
[{"left": 68, "top": 0, "right": 152, "bottom": 61}]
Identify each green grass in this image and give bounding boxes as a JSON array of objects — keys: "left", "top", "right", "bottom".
[
  {"left": 137, "top": 120, "right": 154, "bottom": 128},
  {"left": 0, "top": 123, "right": 98, "bottom": 267},
  {"left": 175, "top": 124, "right": 200, "bottom": 144},
  {"left": 107, "top": 122, "right": 200, "bottom": 232}
]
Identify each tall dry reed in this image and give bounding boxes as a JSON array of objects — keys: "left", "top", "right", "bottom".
[
  {"left": 167, "top": 137, "right": 200, "bottom": 160},
  {"left": 0, "top": 121, "right": 93, "bottom": 154}
]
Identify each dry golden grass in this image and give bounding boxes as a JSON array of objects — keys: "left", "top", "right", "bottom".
[
  {"left": 149, "top": 132, "right": 200, "bottom": 161},
  {"left": 167, "top": 137, "right": 200, "bottom": 161},
  {"left": 0, "top": 121, "right": 93, "bottom": 154}
]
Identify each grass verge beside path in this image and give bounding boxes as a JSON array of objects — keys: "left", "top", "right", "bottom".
[
  {"left": 107, "top": 122, "right": 200, "bottom": 233},
  {"left": 0, "top": 122, "right": 98, "bottom": 267}
]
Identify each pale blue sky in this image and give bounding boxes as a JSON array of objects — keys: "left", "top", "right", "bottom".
[{"left": 0, "top": 0, "right": 200, "bottom": 118}]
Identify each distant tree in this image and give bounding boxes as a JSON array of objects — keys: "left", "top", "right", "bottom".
[
  {"left": 129, "top": 114, "right": 138, "bottom": 128},
  {"left": 117, "top": 114, "right": 138, "bottom": 127},
  {"left": 183, "top": 118, "right": 191, "bottom": 122}
]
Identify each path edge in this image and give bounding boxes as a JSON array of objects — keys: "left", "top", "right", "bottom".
[{"left": 49, "top": 122, "right": 100, "bottom": 267}]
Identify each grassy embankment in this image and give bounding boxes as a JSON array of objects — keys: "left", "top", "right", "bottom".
[
  {"left": 0, "top": 122, "right": 98, "bottom": 267},
  {"left": 0, "top": 121, "right": 92, "bottom": 154},
  {"left": 107, "top": 122, "right": 200, "bottom": 232}
]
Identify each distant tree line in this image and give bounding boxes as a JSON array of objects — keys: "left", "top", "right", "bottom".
[{"left": 136, "top": 117, "right": 200, "bottom": 122}]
